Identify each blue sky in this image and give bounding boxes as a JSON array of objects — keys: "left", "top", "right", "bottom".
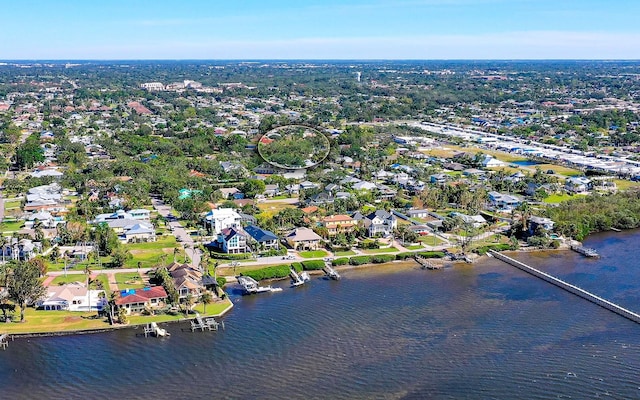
[{"left": 2, "top": 0, "right": 640, "bottom": 59}]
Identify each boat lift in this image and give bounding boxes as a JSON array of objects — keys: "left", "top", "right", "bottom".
[
  {"left": 144, "top": 322, "right": 170, "bottom": 337},
  {"left": 190, "top": 312, "right": 225, "bottom": 332},
  {"left": 290, "top": 267, "right": 310, "bottom": 287},
  {"left": 322, "top": 258, "right": 341, "bottom": 280}
]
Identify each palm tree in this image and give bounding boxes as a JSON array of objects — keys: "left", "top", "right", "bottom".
[
  {"left": 84, "top": 264, "right": 93, "bottom": 312},
  {"left": 0, "top": 235, "right": 6, "bottom": 265},
  {"left": 173, "top": 247, "right": 179, "bottom": 263},
  {"left": 199, "top": 291, "right": 213, "bottom": 315}
]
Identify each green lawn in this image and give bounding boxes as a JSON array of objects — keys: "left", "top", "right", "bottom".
[
  {"left": 271, "top": 194, "right": 292, "bottom": 200},
  {"left": 1, "top": 298, "right": 233, "bottom": 334},
  {"left": 536, "top": 163, "right": 582, "bottom": 177},
  {"left": 114, "top": 272, "right": 145, "bottom": 290},
  {"left": 0, "top": 220, "right": 23, "bottom": 232},
  {"left": 362, "top": 247, "right": 399, "bottom": 254},
  {"left": 614, "top": 179, "right": 640, "bottom": 191},
  {"left": 49, "top": 275, "right": 87, "bottom": 286},
  {"left": 418, "top": 235, "right": 447, "bottom": 246},
  {"left": 125, "top": 235, "right": 185, "bottom": 269},
  {"left": 543, "top": 193, "right": 584, "bottom": 204},
  {"left": 95, "top": 274, "right": 111, "bottom": 295},
  {"left": 334, "top": 250, "right": 356, "bottom": 256},
  {"left": 299, "top": 250, "right": 328, "bottom": 258},
  {"left": 3, "top": 199, "right": 22, "bottom": 209},
  {"left": 406, "top": 245, "right": 424, "bottom": 250}
]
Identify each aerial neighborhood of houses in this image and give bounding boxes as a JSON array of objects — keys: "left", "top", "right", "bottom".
[{"left": 0, "top": 61, "right": 638, "bottom": 333}]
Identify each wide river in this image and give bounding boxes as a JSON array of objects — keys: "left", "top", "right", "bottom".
[{"left": 1, "top": 230, "right": 639, "bottom": 399}]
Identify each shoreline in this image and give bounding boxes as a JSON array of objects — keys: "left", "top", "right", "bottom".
[
  {"left": 3, "top": 245, "right": 581, "bottom": 339},
  {"left": 6, "top": 298, "right": 234, "bottom": 339}
]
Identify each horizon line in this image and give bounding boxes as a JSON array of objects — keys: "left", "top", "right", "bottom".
[{"left": 2, "top": 58, "right": 640, "bottom": 62}]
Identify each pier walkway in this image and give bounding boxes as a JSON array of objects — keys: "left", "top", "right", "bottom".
[{"left": 489, "top": 250, "right": 640, "bottom": 324}]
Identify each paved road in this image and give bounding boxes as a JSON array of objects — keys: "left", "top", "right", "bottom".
[{"left": 151, "top": 197, "right": 201, "bottom": 268}]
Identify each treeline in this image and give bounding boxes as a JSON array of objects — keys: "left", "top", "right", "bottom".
[{"left": 545, "top": 191, "right": 640, "bottom": 240}]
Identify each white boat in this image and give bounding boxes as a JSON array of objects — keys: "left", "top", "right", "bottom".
[{"left": 290, "top": 268, "right": 310, "bottom": 287}]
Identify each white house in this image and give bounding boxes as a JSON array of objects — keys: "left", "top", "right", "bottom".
[
  {"left": 216, "top": 227, "right": 248, "bottom": 254},
  {"left": 565, "top": 177, "right": 592, "bottom": 193},
  {"left": 488, "top": 191, "right": 522, "bottom": 212},
  {"left": 203, "top": 208, "right": 242, "bottom": 234},
  {"left": 362, "top": 210, "right": 397, "bottom": 237},
  {"left": 37, "top": 283, "right": 106, "bottom": 312},
  {"left": 481, "top": 156, "right": 506, "bottom": 168}
]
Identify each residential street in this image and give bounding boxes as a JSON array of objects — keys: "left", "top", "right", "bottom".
[{"left": 151, "top": 197, "right": 201, "bottom": 268}]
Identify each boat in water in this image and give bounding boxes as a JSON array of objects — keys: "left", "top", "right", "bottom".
[{"left": 237, "top": 276, "right": 283, "bottom": 294}]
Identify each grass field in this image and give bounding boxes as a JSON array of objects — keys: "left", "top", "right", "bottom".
[
  {"left": 536, "top": 163, "right": 582, "bottom": 177},
  {"left": 49, "top": 274, "right": 87, "bottom": 286},
  {"left": 95, "top": 274, "right": 111, "bottom": 295},
  {"left": 257, "top": 201, "right": 297, "bottom": 215},
  {"left": 0, "top": 220, "right": 23, "bottom": 232},
  {"left": 362, "top": 247, "right": 399, "bottom": 254},
  {"left": 3, "top": 199, "right": 22, "bottom": 209},
  {"left": 334, "top": 250, "right": 356, "bottom": 256},
  {"left": 114, "top": 272, "right": 145, "bottom": 289},
  {"left": 299, "top": 250, "right": 328, "bottom": 258},
  {"left": 124, "top": 236, "right": 185, "bottom": 269},
  {"left": 543, "top": 193, "right": 584, "bottom": 204},
  {"left": 1, "top": 298, "right": 233, "bottom": 334},
  {"left": 406, "top": 245, "right": 424, "bottom": 250},
  {"left": 422, "top": 145, "right": 529, "bottom": 163},
  {"left": 614, "top": 179, "right": 640, "bottom": 191},
  {"left": 418, "top": 235, "right": 447, "bottom": 246}
]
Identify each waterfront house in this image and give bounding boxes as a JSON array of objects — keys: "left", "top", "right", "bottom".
[
  {"left": 529, "top": 216, "right": 555, "bottom": 236},
  {"left": 215, "top": 227, "right": 248, "bottom": 254},
  {"left": 116, "top": 286, "right": 168, "bottom": 315},
  {"left": 243, "top": 225, "right": 280, "bottom": 250},
  {"left": 167, "top": 262, "right": 204, "bottom": 300},
  {"left": 285, "top": 227, "right": 323, "bottom": 250},
  {"left": 37, "top": 283, "right": 105, "bottom": 312},
  {"left": 362, "top": 210, "right": 397, "bottom": 238}
]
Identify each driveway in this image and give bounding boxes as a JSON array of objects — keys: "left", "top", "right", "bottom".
[{"left": 151, "top": 197, "right": 201, "bottom": 268}]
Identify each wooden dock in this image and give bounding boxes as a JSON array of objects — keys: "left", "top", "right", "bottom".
[
  {"left": 489, "top": 250, "right": 640, "bottom": 324},
  {"left": 570, "top": 243, "right": 599, "bottom": 258},
  {"left": 414, "top": 255, "right": 443, "bottom": 270},
  {"left": 190, "top": 313, "right": 225, "bottom": 332}
]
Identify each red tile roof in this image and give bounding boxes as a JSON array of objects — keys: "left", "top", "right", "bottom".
[{"left": 116, "top": 286, "right": 167, "bottom": 305}]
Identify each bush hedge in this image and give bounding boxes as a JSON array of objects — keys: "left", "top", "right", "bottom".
[
  {"left": 241, "top": 264, "right": 291, "bottom": 281},
  {"left": 216, "top": 277, "right": 227, "bottom": 287},
  {"left": 209, "top": 251, "right": 252, "bottom": 260},
  {"left": 301, "top": 260, "right": 325, "bottom": 270},
  {"left": 291, "top": 262, "right": 303, "bottom": 272},
  {"left": 331, "top": 258, "right": 349, "bottom": 266},
  {"left": 371, "top": 254, "right": 396, "bottom": 263},
  {"left": 395, "top": 252, "right": 414, "bottom": 260},
  {"left": 417, "top": 251, "right": 446, "bottom": 258},
  {"left": 349, "top": 255, "right": 372, "bottom": 265},
  {"left": 474, "top": 243, "right": 512, "bottom": 255}
]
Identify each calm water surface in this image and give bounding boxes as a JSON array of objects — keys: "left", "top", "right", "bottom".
[{"left": 1, "top": 230, "right": 640, "bottom": 399}]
